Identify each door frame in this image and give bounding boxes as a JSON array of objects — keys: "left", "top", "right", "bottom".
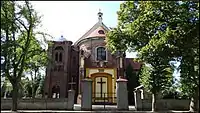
[{"left": 90, "top": 72, "right": 112, "bottom": 103}]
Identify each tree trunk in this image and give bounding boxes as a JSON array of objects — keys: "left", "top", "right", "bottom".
[
  {"left": 189, "top": 88, "right": 199, "bottom": 112},
  {"left": 31, "top": 71, "right": 35, "bottom": 99},
  {"left": 4, "top": 91, "right": 7, "bottom": 98},
  {"left": 12, "top": 81, "right": 18, "bottom": 111},
  {"left": 152, "top": 93, "right": 157, "bottom": 111},
  {"left": 189, "top": 97, "right": 196, "bottom": 112},
  {"left": 197, "top": 87, "right": 199, "bottom": 112}
]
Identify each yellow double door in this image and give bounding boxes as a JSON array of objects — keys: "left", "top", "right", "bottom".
[{"left": 91, "top": 73, "right": 112, "bottom": 103}]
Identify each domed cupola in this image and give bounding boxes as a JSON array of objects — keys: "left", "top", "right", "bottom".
[{"left": 54, "top": 35, "right": 67, "bottom": 42}]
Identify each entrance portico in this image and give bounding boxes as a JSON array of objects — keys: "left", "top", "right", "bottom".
[{"left": 90, "top": 71, "right": 115, "bottom": 104}]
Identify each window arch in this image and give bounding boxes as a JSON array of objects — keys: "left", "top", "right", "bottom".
[
  {"left": 55, "top": 46, "right": 64, "bottom": 50},
  {"left": 54, "top": 46, "right": 64, "bottom": 62},
  {"left": 98, "top": 30, "right": 105, "bottom": 34},
  {"left": 96, "top": 47, "right": 106, "bottom": 61}
]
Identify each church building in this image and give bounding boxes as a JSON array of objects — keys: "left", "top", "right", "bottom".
[{"left": 44, "top": 11, "right": 142, "bottom": 104}]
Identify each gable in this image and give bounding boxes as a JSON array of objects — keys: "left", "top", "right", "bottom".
[
  {"left": 85, "top": 26, "right": 106, "bottom": 38},
  {"left": 74, "top": 22, "right": 110, "bottom": 46}
]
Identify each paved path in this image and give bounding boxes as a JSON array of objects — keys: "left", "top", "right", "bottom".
[
  {"left": 1, "top": 110, "right": 194, "bottom": 113},
  {"left": 1, "top": 104, "right": 194, "bottom": 113}
]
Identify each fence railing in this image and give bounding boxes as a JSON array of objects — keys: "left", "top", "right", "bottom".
[{"left": 92, "top": 92, "right": 117, "bottom": 105}]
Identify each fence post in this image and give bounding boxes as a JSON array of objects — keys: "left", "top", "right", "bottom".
[
  {"left": 45, "top": 93, "right": 48, "bottom": 110},
  {"left": 134, "top": 90, "right": 142, "bottom": 111},
  {"left": 67, "top": 90, "right": 75, "bottom": 110},
  {"left": 116, "top": 78, "right": 128, "bottom": 110},
  {"left": 81, "top": 79, "right": 93, "bottom": 110},
  {"left": 104, "top": 93, "right": 105, "bottom": 109}
]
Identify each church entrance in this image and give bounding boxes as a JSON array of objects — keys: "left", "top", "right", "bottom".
[
  {"left": 51, "top": 85, "right": 60, "bottom": 98},
  {"left": 91, "top": 73, "right": 115, "bottom": 104}
]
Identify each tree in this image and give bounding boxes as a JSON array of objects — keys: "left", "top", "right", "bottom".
[
  {"left": 24, "top": 37, "right": 48, "bottom": 98},
  {"left": 107, "top": 1, "right": 199, "bottom": 111},
  {"left": 1, "top": 1, "right": 49, "bottom": 111},
  {"left": 20, "top": 77, "right": 32, "bottom": 98},
  {"left": 36, "top": 75, "right": 45, "bottom": 98},
  {"left": 159, "top": 1, "right": 199, "bottom": 111},
  {"left": 19, "top": 73, "right": 45, "bottom": 98},
  {"left": 126, "top": 64, "right": 140, "bottom": 105},
  {"left": 106, "top": 1, "right": 175, "bottom": 111},
  {"left": 1, "top": 77, "right": 12, "bottom": 98}
]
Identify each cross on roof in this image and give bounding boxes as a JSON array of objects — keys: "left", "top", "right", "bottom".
[{"left": 98, "top": 9, "right": 103, "bottom": 22}]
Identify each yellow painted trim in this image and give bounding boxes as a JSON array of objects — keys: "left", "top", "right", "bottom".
[
  {"left": 114, "top": 68, "right": 117, "bottom": 87},
  {"left": 86, "top": 68, "right": 117, "bottom": 103},
  {"left": 90, "top": 73, "right": 113, "bottom": 103},
  {"left": 88, "top": 68, "right": 114, "bottom": 76},
  {"left": 86, "top": 68, "right": 89, "bottom": 77},
  {"left": 86, "top": 67, "right": 115, "bottom": 69}
]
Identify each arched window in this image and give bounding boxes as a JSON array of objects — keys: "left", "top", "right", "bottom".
[
  {"left": 59, "top": 53, "right": 62, "bottom": 62},
  {"left": 55, "top": 52, "right": 58, "bottom": 61},
  {"left": 54, "top": 46, "right": 64, "bottom": 62},
  {"left": 96, "top": 47, "right": 106, "bottom": 61},
  {"left": 98, "top": 30, "right": 105, "bottom": 34},
  {"left": 55, "top": 46, "right": 64, "bottom": 50}
]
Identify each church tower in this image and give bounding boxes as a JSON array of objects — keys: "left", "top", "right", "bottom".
[{"left": 44, "top": 36, "right": 79, "bottom": 98}]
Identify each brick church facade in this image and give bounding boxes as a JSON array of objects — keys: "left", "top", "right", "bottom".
[{"left": 44, "top": 11, "right": 142, "bottom": 104}]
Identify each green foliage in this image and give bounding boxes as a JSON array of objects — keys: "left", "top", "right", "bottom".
[
  {"left": 22, "top": 77, "right": 32, "bottom": 97},
  {"left": 1, "top": 1, "right": 50, "bottom": 110},
  {"left": 106, "top": 1, "right": 199, "bottom": 110},
  {"left": 107, "top": 1, "right": 174, "bottom": 95},
  {"left": 1, "top": 77, "right": 13, "bottom": 97},
  {"left": 36, "top": 75, "right": 45, "bottom": 97},
  {"left": 139, "top": 64, "right": 173, "bottom": 93},
  {"left": 19, "top": 74, "right": 45, "bottom": 98},
  {"left": 1, "top": 82, "right": 7, "bottom": 97},
  {"left": 107, "top": 0, "right": 199, "bottom": 94},
  {"left": 179, "top": 56, "right": 199, "bottom": 97}
]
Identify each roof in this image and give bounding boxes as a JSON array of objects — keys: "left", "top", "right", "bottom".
[
  {"left": 85, "top": 26, "right": 106, "bottom": 38},
  {"left": 74, "top": 11, "right": 110, "bottom": 46},
  {"left": 125, "top": 58, "right": 142, "bottom": 70},
  {"left": 134, "top": 85, "right": 144, "bottom": 91}
]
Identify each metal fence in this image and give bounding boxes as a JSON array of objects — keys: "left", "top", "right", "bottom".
[{"left": 92, "top": 92, "right": 117, "bottom": 105}]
